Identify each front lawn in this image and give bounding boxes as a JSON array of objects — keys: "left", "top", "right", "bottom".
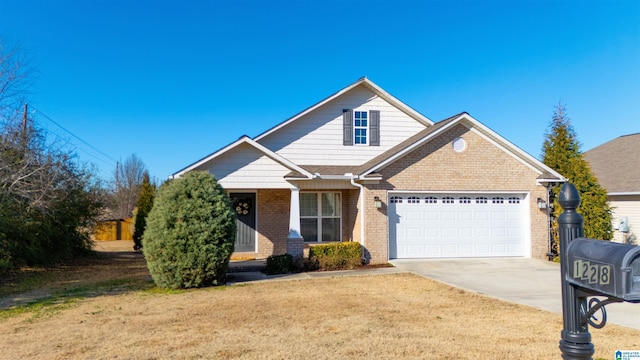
[{"left": 0, "top": 241, "right": 637, "bottom": 359}]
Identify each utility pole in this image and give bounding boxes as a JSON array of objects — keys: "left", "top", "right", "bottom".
[{"left": 21, "top": 103, "right": 28, "bottom": 145}]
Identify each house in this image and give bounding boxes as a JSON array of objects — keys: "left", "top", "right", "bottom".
[
  {"left": 172, "top": 77, "right": 565, "bottom": 264},
  {"left": 584, "top": 133, "right": 640, "bottom": 244}
]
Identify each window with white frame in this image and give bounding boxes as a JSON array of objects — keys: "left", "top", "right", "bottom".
[
  {"left": 354, "top": 111, "right": 368, "bottom": 145},
  {"left": 300, "top": 192, "right": 341, "bottom": 242}
]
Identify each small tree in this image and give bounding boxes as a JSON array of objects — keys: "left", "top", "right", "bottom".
[
  {"left": 132, "top": 171, "right": 155, "bottom": 252},
  {"left": 142, "top": 171, "right": 236, "bottom": 289},
  {"left": 542, "top": 102, "right": 612, "bottom": 252},
  {"left": 109, "top": 154, "right": 146, "bottom": 219}
]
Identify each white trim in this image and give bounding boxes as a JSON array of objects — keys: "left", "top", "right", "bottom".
[
  {"left": 350, "top": 178, "right": 366, "bottom": 254},
  {"left": 353, "top": 110, "right": 369, "bottom": 146},
  {"left": 254, "top": 77, "right": 433, "bottom": 142},
  {"left": 172, "top": 136, "right": 313, "bottom": 179},
  {"left": 537, "top": 178, "right": 565, "bottom": 186},
  {"left": 609, "top": 192, "right": 640, "bottom": 196},
  {"left": 361, "top": 113, "right": 566, "bottom": 181},
  {"left": 288, "top": 188, "right": 302, "bottom": 239},
  {"left": 387, "top": 189, "right": 529, "bottom": 195},
  {"left": 387, "top": 190, "right": 530, "bottom": 259},
  {"left": 300, "top": 191, "right": 343, "bottom": 243}
]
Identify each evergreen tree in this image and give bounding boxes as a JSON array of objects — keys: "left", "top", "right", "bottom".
[
  {"left": 542, "top": 103, "right": 612, "bottom": 252},
  {"left": 132, "top": 171, "right": 155, "bottom": 251},
  {"left": 142, "top": 171, "right": 236, "bottom": 289}
]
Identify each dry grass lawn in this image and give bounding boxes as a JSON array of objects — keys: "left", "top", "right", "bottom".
[{"left": 0, "top": 240, "right": 638, "bottom": 359}]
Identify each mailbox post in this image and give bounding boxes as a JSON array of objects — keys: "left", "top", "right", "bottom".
[
  {"left": 558, "top": 183, "right": 593, "bottom": 359},
  {"left": 558, "top": 183, "right": 640, "bottom": 359}
]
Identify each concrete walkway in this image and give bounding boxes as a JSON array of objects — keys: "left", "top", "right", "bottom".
[{"left": 390, "top": 258, "right": 640, "bottom": 330}]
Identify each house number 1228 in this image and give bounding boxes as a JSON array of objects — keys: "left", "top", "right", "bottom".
[{"left": 573, "top": 259, "right": 611, "bottom": 285}]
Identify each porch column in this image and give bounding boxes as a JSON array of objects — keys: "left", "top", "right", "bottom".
[{"left": 287, "top": 187, "right": 304, "bottom": 258}]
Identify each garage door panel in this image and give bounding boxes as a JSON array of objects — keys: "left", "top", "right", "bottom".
[
  {"left": 441, "top": 211, "right": 456, "bottom": 221},
  {"left": 389, "top": 193, "right": 526, "bottom": 259}
]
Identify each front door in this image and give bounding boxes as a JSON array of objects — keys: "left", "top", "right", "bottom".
[{"left": 230, "top": 193, "right": 256, "bottom": 252}]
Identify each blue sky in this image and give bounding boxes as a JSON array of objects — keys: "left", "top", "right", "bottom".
[{"left": 1, "top": 0, "right": 638, "bottom": 181}]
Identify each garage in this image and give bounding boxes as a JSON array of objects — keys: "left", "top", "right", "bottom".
[{"left": 388, "top": 193, "right": 528, "bottom": 259}]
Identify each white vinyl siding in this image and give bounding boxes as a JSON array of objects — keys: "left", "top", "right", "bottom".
[
  {"left": 609, "top": 195, "right": 640, "bottom": 244},
  {"left": 202, "top": 143, "right": 294, "bottom": 189},
  {"left": 257, "top": 85, "right": 427, "bottom": 165}
]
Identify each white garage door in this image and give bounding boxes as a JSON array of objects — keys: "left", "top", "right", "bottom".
[{"left": 389, "top": 193, "right": 527, "bottom": 259}]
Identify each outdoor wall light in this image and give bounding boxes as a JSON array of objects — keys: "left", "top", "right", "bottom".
[
  {"left": 374, "top": 196, "right": 382, "bottom": 209},
  {"left": 537, "top": 197, "right": 547, "bottom": 209}
]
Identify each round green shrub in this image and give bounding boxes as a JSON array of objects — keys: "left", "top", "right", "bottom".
[{"left": 142, "top": 171, "right": 236, "bottom": 289}]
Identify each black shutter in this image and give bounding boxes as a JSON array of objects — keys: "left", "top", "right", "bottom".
[
  {"left": 369, "top": 110, "right": 380, "bottom": 146},
  {"left": 343, "top": 109, "right": 353, "bottom": 146}
]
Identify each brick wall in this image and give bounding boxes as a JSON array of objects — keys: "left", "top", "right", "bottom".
[{"left": 363, "top": 124, "right": 550, "bottom": 264}]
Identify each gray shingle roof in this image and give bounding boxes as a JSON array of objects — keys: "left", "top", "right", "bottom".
[{"left": 583, "top": 133, "right": 640, "bottom": 193}]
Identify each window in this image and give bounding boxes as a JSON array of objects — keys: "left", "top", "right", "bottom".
[
  {"left": 492, "top": 197, "right": 504, "bottom": 204},
  {"left": 390, "top": 196, "right": 403, "bottom": 203},
  {"left": 508, "top": 197, "right": 520, "bottom": 204},
  {"left": 407, "top": 196, "right": 420, "bottom": 204},
  {"left": 460, "top": 196, "right": 472, "bottom": 204},
  {"left": 300, "top": 192, "right": 341, "bottom": 242},
  {"left": 354, "top": 111, "right": 368, "bottom": 145},
  {"left": 476, "top": 197, "right": 488, "bottom": 204},
  {"left": 425, "top": 196, "right": 437, "bottom": 204},
  {"left": 343, "top": 109, "right": 379, "bottom": 146},
  {"left": 442, "top": 196, "right": 455, "bottom": 204}
]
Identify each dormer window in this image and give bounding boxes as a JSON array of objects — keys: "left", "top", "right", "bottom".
[
  {"left": 343, "top": 109, "right": 380, "bottom": 146},
  {"left": 354, "top": 111, "right": 368, "bottom": 145}
]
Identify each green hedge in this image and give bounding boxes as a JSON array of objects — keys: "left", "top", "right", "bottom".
[
  {"left": 308, "top": 242, "right": 362, "bottom": 270},
  {"left": 264, "top": 254, "right": 293, "bottom": 275},
  {"left": 142, "top": 171, "right": 236, "bottom": 289}
]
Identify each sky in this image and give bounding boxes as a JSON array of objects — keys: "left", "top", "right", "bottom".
[{"left": 1, "top": 0, "right": 639, "bottom": 181}]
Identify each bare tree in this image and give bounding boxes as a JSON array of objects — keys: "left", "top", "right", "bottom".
[
  {"left": 109, "top": 153, "right": 146, "bottom": 218},
  {"left": 0, "top": 38, "right": 103, "bottom": 268},
  {"left": 0, "top": 38, "right": 33, "bottom": 121}
]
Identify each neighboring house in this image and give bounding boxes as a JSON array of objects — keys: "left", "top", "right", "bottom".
[
  {"left": 584, "top": 133, "right": 640, "bottom": 244},
  {"left": 173, "top": 77, "right": 565, "bottom": 264}
]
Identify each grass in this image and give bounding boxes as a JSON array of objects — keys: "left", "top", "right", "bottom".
[{"left": 1, "top": 240, "right": 638, "bottom": 359}]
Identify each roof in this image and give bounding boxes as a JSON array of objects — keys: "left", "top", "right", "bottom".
[
  {"left": 172, "top": 135, "right": 313, "bottom": 179},
  {"left": 171, "top": 79, "right": 565, "bottom": 184},
  {"left": 358, "top": 112, "right": 565, "bottom": 180},
  {"left": 253, "top": 77, "right": 433, "bottom": 142},
  {"left": 583, "top": 133, "right": 640, "bottom": 194},
  {"left": 286, "top": 112, "right": 564, "bottom": 182}
]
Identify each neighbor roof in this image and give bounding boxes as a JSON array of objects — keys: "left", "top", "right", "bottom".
[{"left": 583, "top": 133, "right": 640, "bottom": 194}]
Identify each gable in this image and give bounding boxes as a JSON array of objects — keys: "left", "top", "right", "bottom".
[
  {"left": 379, "top": 124, "right": 542, "bottom": 191},
  {"left": 257, "top": 84, "right": 429, "bottom": 166},
  {"left": 192, "top": 142, "right": 296, "bottom": 189}
]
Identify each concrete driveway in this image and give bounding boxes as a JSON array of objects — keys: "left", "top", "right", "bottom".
[{"left": 390, "top": 258, "right": 640, "bottom": 330}]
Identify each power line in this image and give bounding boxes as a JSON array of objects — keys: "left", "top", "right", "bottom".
[{"left": 29, "top": 105, "right": 119, "bottom": 165}]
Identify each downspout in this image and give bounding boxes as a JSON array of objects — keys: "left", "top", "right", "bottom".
[{"left": 350, "top": 177, "right": 366, "bottom": 262}]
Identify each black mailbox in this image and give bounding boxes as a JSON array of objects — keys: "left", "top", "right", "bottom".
[{"left": 565, "top": 237, "right": 640, "bottom": 302}]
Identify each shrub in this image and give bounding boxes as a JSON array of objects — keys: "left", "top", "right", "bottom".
[
  {"left": 308, "top": 242, "right": 362, "bottom": 270},
  {"left": 142, "top": 172, "right": 236, "bottom": 289},
  {"left": 264, "top": 254, "right": 293, "bottom": 275}
]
